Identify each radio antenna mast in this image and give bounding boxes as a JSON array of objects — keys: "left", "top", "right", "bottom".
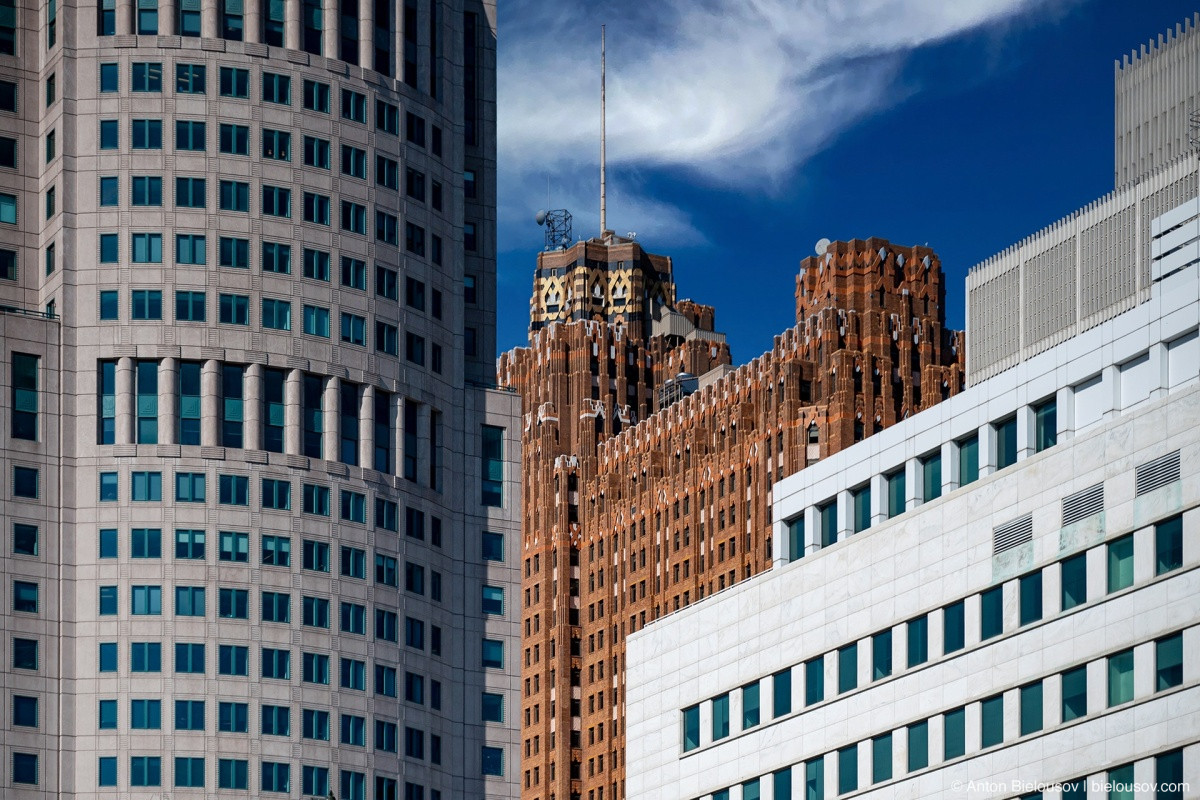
[{"left": 600, "top": 25, "right": 607, "bottom": 238}]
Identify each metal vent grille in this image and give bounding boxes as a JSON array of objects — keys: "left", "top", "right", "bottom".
[
  {"left": 993, "top": 513, "right": 1034, "bottom": 555},
  {"left": 1062, "top": 483, "right": 1104, "bottom": 527},
  {"left": 1135, "top": 450, "right": 1181, "bottom": 496}
]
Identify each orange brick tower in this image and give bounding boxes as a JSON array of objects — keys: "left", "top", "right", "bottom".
[{"left": 499, "top": 234, "right": 965, "bottom": 800}]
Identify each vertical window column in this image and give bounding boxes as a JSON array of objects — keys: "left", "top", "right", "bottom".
[
  {"left": 99, "top": 360, "right": 117, "bottom": 444},
  {"left": 402, "top": 399, "right": 420, "bottom": 482},
  {"left": 429, "top": 408, "right": 441, "bottom": 491},
  {"left": 158, "top": 358, "right": 178, "bottom": 445},
  {"left": 358, "top": 385, "right": 374, "bottom": 470},
  {"left": 322, "top": 375, "right": 340, "bottom": 461},
  {"left": 178, "top": 361, "right": 202, "bottom": 445},
  {"left": 338, "top": 380, "right": 360, "bottom": 465},
  {"left": 135, "top": 360, "right": 159, "bottom": 444},
  {"left": 201, "top": 359, "right": 222, "bottom": 447},
  {"left": 221, "top": 364, "right": 245, "bottom": 448},
  {"left": 371, "top": 0, "right": 390, "bottom": 74},
  {"left": 302, "top": 373, "right": 324, "bottom": 458},
  {"left": 263, "top": 368, "right": 285, "bottom": 453},
  {"left": 116, "top": 356, "right": 136, "bottom": 444},
  {"left": 243, "top": 364, "right": 262, "bottom": 453},
  {"left": 373, "top": 389, "right": 394, "bottom": 473}
]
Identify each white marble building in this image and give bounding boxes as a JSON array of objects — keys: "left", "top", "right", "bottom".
[{"left": 624, "top": 188, "right": 1200, "bottom": 799}]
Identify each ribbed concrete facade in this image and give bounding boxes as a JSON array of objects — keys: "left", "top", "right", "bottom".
[
  {"left": 1115, "top": 13, "right": 1200, "bottom": 187},
  {"left": 0, "top": 0, "right": 521, "bottom": 797}
]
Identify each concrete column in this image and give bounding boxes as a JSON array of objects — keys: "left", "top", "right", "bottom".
[
  {"left": 1044, "top": 560, "right": 1063, "bottom": 616},
  {"left": 1133, "top": 524, "right": 1156, "bottom": 584},
  {"left": 160, "top": 0, "right": 177, "bottom": 36},
  {"left": 803, "top": 505, "right": 819, "bottom": 555},
  {"left": 201, "top": 0, "right": 219, "bottom": 38},
  {"left": 927, "top": 713, "right": 944, "bottom": 767},
  {"left": 1132, "top": 641, "right": 1155, "bottom": 700},
  {"left": 1100, "top": 363, "right": 1119, "bottom": 419},
  {"left": 284, "top": 369, "right": 302, "bottom": 456},
  {"left": 201, "top": 359, "right": 221, "bottom": 447},
  {"left": 392, "top": 393, "right": 404, "bottom": 477},
  {"left": 963, "top": 701, "right": 981, "bottom": 753},
  {"left": 1055, "top": 384, "right": 1075, "bottom": 444},
  {"left": 322, "top": 0, "right": 337, "bottom": 58},
  {"left": 357, "top": 0, "right": 373, "bottom": 67},
  {"left": 360, "top": 385, "right": 375, "bottom": 470},
  {"left": 115, "top": 356, "right": 135, "bottom": 444},
  {"left": 116, "top": 0, "right": 134, "bottom": 34},
  {"left": 929, "top": 605, "right": 944, "bottom": 661},
  {"left": 963, "top": 593, "right": 981, "bottom": 650},
  {"left": 869, "top": 473, "right": 887, "bottom": 526},
  {"left": 158, "top": 358, "right": 178, "bottom": 445},
  {"left": 1044, "top": 670, "right": 1063, "bottom": 728},
  {"left": 1002, "top": 687, "right": 1020, "bottom": 744},
  {"left": 1085, "top": 659, "right": 1106, "bottom": 717},
  {"left": 244, "top": 363, "right": 263, "bottom": 451},
  {"left": 1086, "top": 544, "right": 1107, "bottom": 601},
  {"left": 322, "top": 376, "right": 340, "bottom": 462},
  {"left": 836, "top": 489, "right": 852, "bottom": 542},
  {"left": 856, "top": 740, "right": 870, "bottom": 791},
  {"left": 891, "top": 725, "right": 906, "bottom": 783},
  {"left": 245, "top": 0, "right": 261, "bottom": 42},
  {"left": 284, "top": 0, "right": 300, "bottom": 49},
  {"left": 1016, "top": 403, "right": 1036, "bottom": 460},
  {"left": 977, "top": 421, "right": 997, "bottom": 478},
  {"left": 941, "top": 440, "right": 958, "bottom": 493},
  {"left": 904, "top": 457, "right": 921, "bottom": 510},
  {"left": 893, "top": 622, "right": 906, "bottom": 674},
  {"left": 1002, "top": 578, "right": 1019, "bottom": 632},
  {"left": 1183, "top": 743, "right": 1200, "bottom": 800},
  {"left": 856, "top": 637, "right": 871, "bottom": 689}
]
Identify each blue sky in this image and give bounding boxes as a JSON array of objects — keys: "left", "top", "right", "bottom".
[{"left": 494, "top": 0, "right": 1200, "bottom": 361}]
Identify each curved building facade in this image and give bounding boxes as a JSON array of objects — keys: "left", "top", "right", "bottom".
[{"left": 0, "top": 0, "right": 520, "bottom": 798}]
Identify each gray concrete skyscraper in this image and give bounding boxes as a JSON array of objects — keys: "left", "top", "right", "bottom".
[{"left": 0, "top": 0, "right": 521, "bottom": 797}]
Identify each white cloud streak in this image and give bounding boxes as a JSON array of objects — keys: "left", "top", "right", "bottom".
[{"left": 496, "top": 0, "right": 1060, "bottom": 250}]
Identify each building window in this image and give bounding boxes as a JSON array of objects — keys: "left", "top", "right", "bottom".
[
  {"left": 303, "top": 192, "right": 330, "bottom": 224},
  {"left": 176, "top": 234, "right": 206, "bottom": 264},
  {"left": 980, "top": 586, "right": 1003, "bottom": 640},
  {"left": 1108, "top": 764, "right": 1135, "bottom": 800},
  {"left": 907, "top": 720, "right": 929, "bottom": 772},
  {"left": 1107, "top": 534, "right": 1133, "bottom": 593},
  {"left": 1156, "top": 750, "right": 1184, "bottom": 800},
  {"left": 131, "top": 233, "right": 163, "bottom": 263},
  {"left": 218, "top": 759, "right": 249, "bottom": 789},
  {"left": 303, "top": 485, "right": 330, "bottom": 518},
  {"left": 130, "top": 755, "right": 161, "bottom": 787},
  {"left": 11, "top": 353, "right": 38, "bottom": 440},
  {"left": 1019, "top": 680, "right": 1042, "bottom": 735},
  {"left": 218, "top": 530, "right": 249, "bottom": 561},
  {"left": 710, "top": 692, "right": 730, "bottom": 740},
  {"left": 906, "top": 615, "right": 928, "bottom": 667},
  {"left": 262, "top": 72, "right": 290, "bottom": 104},
  {"left": 1156, "top": 632, "right": 1183, "bottom": 690},
  {"left": 943, "top": 706, "right": 965, "bottom": 759},
  {"left": 1019, "top": 571, "right": 1042, "bottom": 625},
  {"left": 772, "top": 668, "right": 791, "bottom": 718},
  {"left": 741, "top": 680, "right": 760, "bottom": 729},
  {"left": 1155, "top": 515, "right": 1183, "bottom": 575},
  {"left": 131, "top": 62, "right": 163, "bottom": 92},
  {"left": 1061, "top": 664, "right": 1087, "bottom": 721},
  {"left": 943, "top": 600, "right": 965, "bottom": 654},
  {"left": 303, "top": 305, "right": 330, "bottom": 337},
  {"left": 956, "top": 434, "right": 978, "bottom": 486},
  {"left": 803, "top": 654, "right": 824, "bottom": 706},
  {"left": 1107, "top": 648, "right": 1134, "bottom": 707},
  {"left": 481, "top": 425, "right": 504, "bottom": 506},
  {"left": 995, "top": 415, "right": 1017, "bottom": 469},
  {"left": 342, "top": 89, "right": 367, "bottom": 122},
  {"left": 980, "top": 693, "right": 1004, "bottom": 747},
  {"left": 218, "top": 236, "right": 249, "bottom": 268},
  {"left": 837, "top": 643, "right": 857, "bottom": 693},
  {"left": 836, "top": 744, "right": 857, "bottom": 795},
  {"left": 262, "top": 298, "right": 291, "bottom": 331},
  {"left": 303, "top": 79, "right": 329, "bottom": 112},
  {"left": 219, "top": 67, "right": 249, "bottom": 97},
  {"left": 1033, "top": 397, "right": 1057, "bottom": 451}
]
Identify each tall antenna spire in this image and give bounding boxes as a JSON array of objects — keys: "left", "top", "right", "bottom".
[{"left": 600, "top": 24, "right": 607, "bottom": 238}]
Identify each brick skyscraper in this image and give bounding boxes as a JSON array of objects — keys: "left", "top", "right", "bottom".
[{"left": 500, "top": 232, "right": 965, "bottom": 800}]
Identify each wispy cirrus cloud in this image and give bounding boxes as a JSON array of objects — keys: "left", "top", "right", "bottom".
[{"left": 496, "top": 0, "right": 1063, "bottom": 250}]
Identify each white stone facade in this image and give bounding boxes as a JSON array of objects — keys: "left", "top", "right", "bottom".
[
  {"left": 0, "top": 0, "right": 520, "bottom": 797},
  {"left": 624, "top": 228, "right": 1200, "bottom": 798}
]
